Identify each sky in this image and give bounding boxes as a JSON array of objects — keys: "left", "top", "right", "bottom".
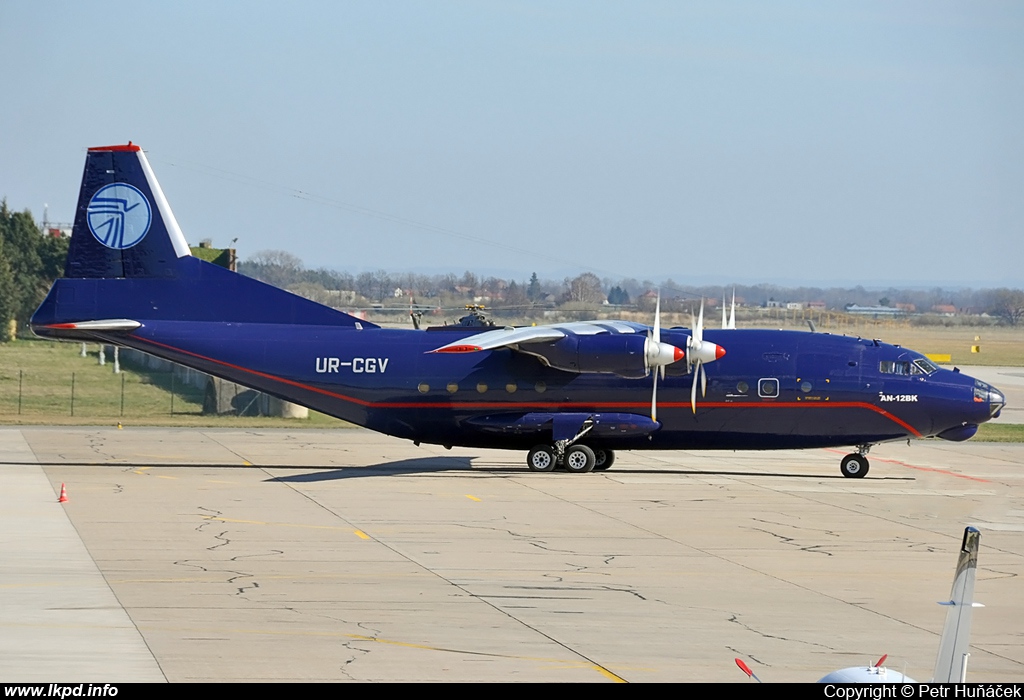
[{"left": 2, "top": 1, "right": 1022, "bottom": 288}]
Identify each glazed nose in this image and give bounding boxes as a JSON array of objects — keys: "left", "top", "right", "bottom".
[{"left": 975, "top": 381, "right": 1005, "bottom": 418}]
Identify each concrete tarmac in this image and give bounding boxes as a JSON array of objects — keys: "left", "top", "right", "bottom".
[{"left": 2, "top": 426, "right": 1023, "bottom": 683}]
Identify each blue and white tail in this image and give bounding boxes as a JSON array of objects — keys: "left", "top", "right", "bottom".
[
  {"left": 62, "top": 143, "right": 192, "bottom": 279},
  {"left": 32, "top": 143, "right": 374, "bottom": 332}
]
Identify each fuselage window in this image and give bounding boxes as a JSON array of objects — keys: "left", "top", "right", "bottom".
[
  {"left": 736, "top": 381, "right": 749, "bottom": 394},
  {"left": 535, "top": 381, "right": 547, "bottom": 393},
  {"left": 914, "top": 358, "right": 939, "bottom": 374},
  {"left": 476, "top": 383, "right": 488, "bottom": 394},
  {"left": 800, "top": 381, "right": 812, "bottom": 393},
  {"left": 758, "top": 378, "right": 780, "bottom": 398},
  {"left": 447, "top": 382, "right": 459, "bottom": 394},
  {"left": 506, "top": 383, "right": 518, "bottom": 394},
  {"left": 418, "top": 383, "right": 430, "bottom": 394}
]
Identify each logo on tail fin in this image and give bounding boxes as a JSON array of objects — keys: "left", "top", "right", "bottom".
[{"left": 87, "top": 183, "right": 152, "bottom": 249}]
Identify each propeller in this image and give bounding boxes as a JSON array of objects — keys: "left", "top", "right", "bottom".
[
  {"left": 722, "top": 289, "right": 736, "bottom": 329},
  {"left": 644, "top": 293, "right": 685, "bottom": 422},
  {"left": 874, "top": 654, "right": 888, "bottom": 668},
  {"left": 687, "top": 299, "right": 727, "bottom": 414}
]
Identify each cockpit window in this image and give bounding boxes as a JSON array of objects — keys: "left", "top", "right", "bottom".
[
  {"left": 879, "top": 360, "right": 913, "bottom": 375},
  {"left": 879, "top": 359, "right": 938, "bottom": 376}
]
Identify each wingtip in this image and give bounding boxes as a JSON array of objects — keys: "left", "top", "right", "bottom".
[{"left": 431, "top": 344, "right": 483, "bottom": 354}]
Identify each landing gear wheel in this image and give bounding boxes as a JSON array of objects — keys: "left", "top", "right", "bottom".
[
  {"left": 527, "top": 445, "right": 556, "bottom": 472},
  {"left": 840, "top": 454, "right": 870, "bottom": 478},
  {"left": 592, "top": 448, "right": 615, "bottom": 471},
  {"left": 564, "top": 444, "right": 596, "bottom": 473}
]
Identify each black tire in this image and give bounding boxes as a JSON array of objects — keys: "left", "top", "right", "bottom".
[
  {"left": 840, "top": 454, "right": 869, "bottom": 478},
  {"left": 527, "top": 445, "right": 556, "bottom": 472},
  {"left": 564, "top": 444, "right": 596, "bottom": 473},
  {"left": 592, "top": 448, "right": 615, "bottom": 471}
]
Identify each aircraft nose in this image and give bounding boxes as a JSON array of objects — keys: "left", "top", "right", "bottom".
[{"left": 974, "top": 379, "right": 1006, "bottom": 418}]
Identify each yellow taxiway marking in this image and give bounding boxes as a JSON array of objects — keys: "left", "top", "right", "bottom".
[
  {"left": 155, "top": 475, "right": 177, "bottom": 480},
  {"left": 593, "top": 665, "right": 627, "bottom": 683},
  {"left": 465, "top": 494, "right": 481, "bottom": 502},
  {"left": 353, "top": 530, "right": 370, "bottom": 540},
  {"left": 132, "top": 467, "right": 151, "bottom": 475},
  {"left": 242, "top": 460, "right": 252, "bottom": 466}
]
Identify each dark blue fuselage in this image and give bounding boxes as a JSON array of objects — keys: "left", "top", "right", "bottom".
[{"left": 32, "top": 270, "right": 995, "bottom": 452}]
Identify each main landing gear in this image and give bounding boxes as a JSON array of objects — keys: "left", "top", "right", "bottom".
[
  {"left": 526, "top": 444, "right": 615, "bottom": 474},
  {"left": 839, "top": 444, "right": 872, "bottom": 478}
]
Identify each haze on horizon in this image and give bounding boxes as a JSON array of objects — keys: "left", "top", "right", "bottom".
[{"left": 2, "top": 1, "right": 1022, "bottom": 289}]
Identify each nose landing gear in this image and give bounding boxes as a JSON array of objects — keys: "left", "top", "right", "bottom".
[{"left": 839, "top": 444, "right": 872, "bottom": 478}]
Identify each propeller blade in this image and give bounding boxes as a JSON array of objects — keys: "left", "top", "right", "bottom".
[
  {"left": 729, "top": 289, "right": 736, "bottom": 330},
  {"left": 653, "top": 291, "right": 661, "bottom": 343},
  {"left": 644, "top": 329, "right": 651, "bottom": 376},
  {"left": 700, "top": 362, "right": 707, "bottom": 397},
  {"left": 696, "top": 299, "right": 704, "bottom": 342},
  {"left": 874, "top": 654, "right": 888, "bottom": 668},
  {"left": 722, "top": 295, "right": 728, "bottom": 330},
  {"left": 651, "top": 371, "right": 658, "bottom": 422},
  {"left": 691, "top": 366, "right": 699, "bottom": 414}
]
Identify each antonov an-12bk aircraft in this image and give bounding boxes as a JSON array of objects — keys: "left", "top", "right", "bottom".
[{"left": 31, "top": 144, "right": 1007, "bottom": 476}]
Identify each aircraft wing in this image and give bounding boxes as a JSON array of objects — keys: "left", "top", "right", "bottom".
[{"left": 430, "top": 320, "right": 647, "bottom": 354}]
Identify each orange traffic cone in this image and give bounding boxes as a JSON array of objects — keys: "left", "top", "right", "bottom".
[{"left": 58, "top": 483, "right": 68, "bottom": 503}]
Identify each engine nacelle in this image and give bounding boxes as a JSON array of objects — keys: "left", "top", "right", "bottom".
[{"left": 521, "top": 334, "right": 650, "bottom": 378}]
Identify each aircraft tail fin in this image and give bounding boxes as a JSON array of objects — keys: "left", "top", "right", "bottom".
[
  {"left": 33, "top": 143, "right": 375, "bottom": 331},
  {"left": 932, "top": 527, "right": 982, "bottom": 683},
  {"left": 64, "top": 143, "right": 191, "bottom": 279}
]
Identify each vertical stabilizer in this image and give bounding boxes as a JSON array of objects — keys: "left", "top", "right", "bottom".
[
  {"left": 932, "top": 527, "right": 981, "bottom": 682},
  {"left": 32, "top": 143, "right": 377, "bottom": 330},
  {"left": 65, "top": 143, "right": 191, "bottom": 279}
]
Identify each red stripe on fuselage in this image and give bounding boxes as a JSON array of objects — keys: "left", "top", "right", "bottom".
[{"left": 133, "top": 336, "right": 922, "bottom": 437}]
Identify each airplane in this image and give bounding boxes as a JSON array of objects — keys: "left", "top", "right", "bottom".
[
  {"left": 736, "top": 526, "right": 983, "bottom": 683},
  {"left": 30, "top": 143, "right": 1006, "bottom": 477}
]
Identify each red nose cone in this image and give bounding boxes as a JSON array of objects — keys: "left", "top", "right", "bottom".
[
  {"left": 715, "top": 344, "right": 726, "bottom": 360},
  {"left": 674, "top": 346, "right": 685, "bottom": 362}
]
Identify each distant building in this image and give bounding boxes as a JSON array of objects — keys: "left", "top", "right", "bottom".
[
  {"left": 189, "top": 241, "right": 237, "bottom": 271},
  {"left": 845, "top": 304, "right": 904, "bottom": 317}
]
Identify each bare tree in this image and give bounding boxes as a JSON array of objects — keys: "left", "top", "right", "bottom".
[
  {"left": 991, "top": 288, "right": 1024, "bottom": 326},
  {"left": 565, "top": 272, "right": 604, "bottom": 304}
]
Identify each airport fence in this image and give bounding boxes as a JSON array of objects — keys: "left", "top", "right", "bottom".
[
  {"left": 0, "top": 366, "right": 207, "bottom": 419},
  {"left": 0, "top": 344, "right": 300, "bottom": 421}
]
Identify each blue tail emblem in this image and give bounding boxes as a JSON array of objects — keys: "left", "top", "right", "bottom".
[{"left": 86, "top": 183, "right": 152, "bottom": 249}]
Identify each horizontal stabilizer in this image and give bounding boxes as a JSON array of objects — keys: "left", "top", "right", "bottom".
[{"left": 42, "top": 319, "right": 141, "bottom": 332}]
